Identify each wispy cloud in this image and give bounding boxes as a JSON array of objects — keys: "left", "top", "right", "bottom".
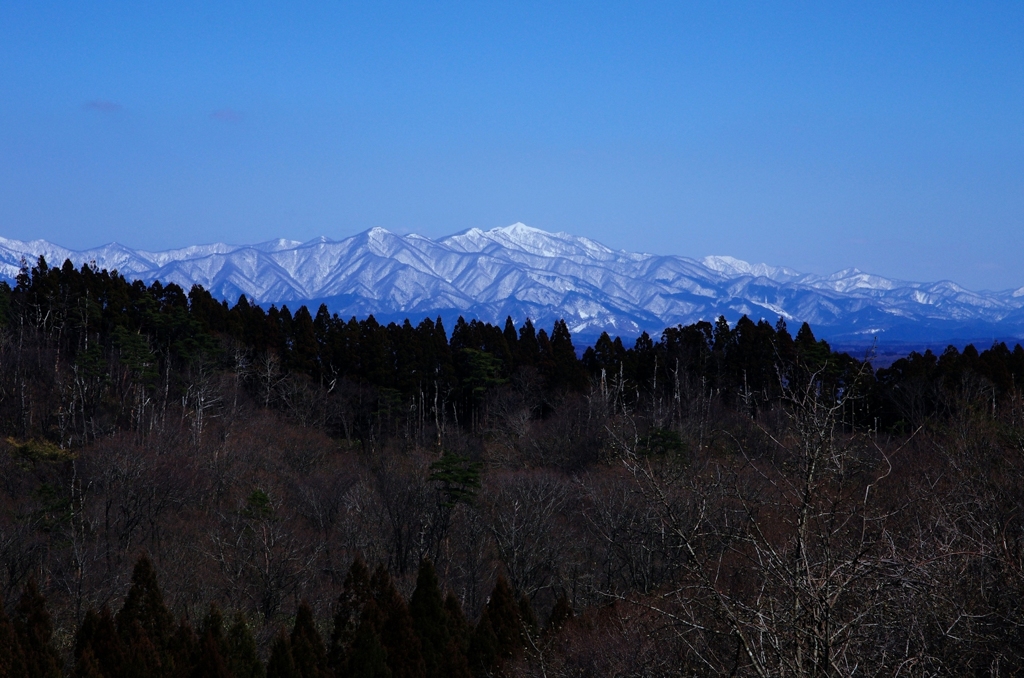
[
  {"left": 83, "top": 100, "right": 122, "bottom": 113},
  {"left": 211, "top": 108, "right": 243, "bottom": 123}
]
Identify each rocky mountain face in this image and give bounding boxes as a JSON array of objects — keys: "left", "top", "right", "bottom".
[{"left": 3, "top": 223, "right": 1024, "bottom": 345}]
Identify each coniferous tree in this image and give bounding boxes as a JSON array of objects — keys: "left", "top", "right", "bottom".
[
  {"left": 12, "top": 578, "right": 60, "bottom": 678},
  {"left": 288, "top": 306, "right": 320, "bottom": 376},
  {"left": 329, "top": 557, "right": 373, "bottom": 673},
  {"left": 630, "top": 331, "right": 657, "bottom": 389},
  {"left": 290, "top": 601, "right": 328, "bottom": 678},
  {"left": 516, "top": 319, "right": 540, "bottom": 367},
  {"left": 192, "top": 631, "right": 232, "bottom": 678},
  {"left": 466, "top": 610, "right": 497, "bottom": 677},
  {"left": 169, "top": 616, "right": 198, "bottom": 677},
  {"left": 409, "top": 560, "right": 449, "bottom": 678},
  {"left": 582, "top": 331, "right": 623, "bottom": 374},
  {"left": 371, "top": 565, "right": 426, "bottom": 678},
  {"left": 548, "top": 319, "right": 586, "bottom": 391},
  {"left": 226, "top": 613, "right": 264, "bottom": 678},
  {"left": 536, "top": 328, "right": 553, "bottom": 376},
  {"left": 198, "top": 605, "right": 230, "bottom": 665},
  {"left": 485, "top": 576, "right": 523, "bottom": 662},
  {"left": 502, "top": 317, "right": 519, "bottom": 364},
  {"left": 437, "top": 639, "right": 471, "bottom": 678},
  {"left": 192, "top": 605, "right": 231, "bottom": 678},
  {"left": 468, "top": 575, "right": 522, "bottom": 676},
  {"left": 437, "top": 594, "right": 472, "bottom": 678},
  {"left": 70, "top": 647, "right": 104, "bottom": 678},
  {"left": 346, "top": 601, "right": 391, "bottom": 678},
  {"left": 795, "top": 321, "right": 830, "bottom": 369},
  {"left": 544, "top": 594, "right": 573, "bottom": 637},
  {"left": 266, "top": 630, "right": 298, "bottom": 678},
  {"left": 774, "top": 316, "right": 795, "bottom": 361},
  {"left": 75, "top": 607, "right": 124, "bottom": 678},
  {"left": 121, "top": 619, "right": 165, "bottom": 678},
  {"left": 443, "top": 594, "right": 471, "bottom": 656},
  {"left": 116, "top": 557, "right": 175, "bottom": 675}
]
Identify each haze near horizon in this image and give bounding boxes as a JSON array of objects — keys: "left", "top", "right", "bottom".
[{"left": 1, "top": 2, "right": 1022, "bottom": 290}]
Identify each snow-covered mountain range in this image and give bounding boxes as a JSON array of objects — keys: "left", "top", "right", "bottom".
[{"left": 3, "top": 223, "right": 1024, "bottom": 345}]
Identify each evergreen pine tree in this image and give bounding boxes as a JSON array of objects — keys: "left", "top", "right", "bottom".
[
  {"left": 329, "top": 557, "right": 373, "bottom": 673},
  {"left": 516, "top": 319, "right": 540, "bottom": 367},
  {"left": 794, "top": 321, "right": 831, "bottom": 369},
  {"left": 535, "top": 329, "right": 554, "bottom": 380},
  {"left": 548, "top": 319, "right": 586, "bottom": 391},
  {"left": 226, "top": 613, "right": 264, "bottom": 678},
  {"left": 73, "top": 608, "right": 99, "bottom": 663},
  {"left": 12, "top": 577, "right": 60, "bottom": 678},
  {"left": 466, "top": 609, "right": 497, "bottom": 677},
  {"left": 70, "top": 647, "right": 104, "bottom": 678},
  {"left": 287, "top": 306, "right": 320, "bottom": 376},
  {"left": 191, "top": 630, "right": 231, "bottom": 678},
  {"left": 437, "top": 593, "right": 472, "bottom": 678},
  {"left": 502, "top": 317, "right": 519, "bottom": 365},
  {"left": 265, "top": 630, "right": 298, "bottom": 678},
  {"left": 116, "top": 555, "right": 175, "bottom": 666},
  {"left": 712, "top": 315, "right": 733, "bottom": 354},
  {"left": 371, "top": 565, "right": 426, "bottom": 678},
  {"left": 486, "top": 576, "right": 523, "bottom": 662},
  {"left": 794, "top": 321, "right": 815, "bottom": 347},
  {"left": 75, "top": 606, "right": 124, "bottom": 678},
  {"left": 169, "top": 616, "right": 198, "bottom": 677},
  {"left": 290, "top": 601, "right": 328, "bottom": 678},
  {"left": 443, "top": 594, "right": 470, "bottom": 654},
  {"left": 198, "top": 604, "right": 230, "bottom": 668},
  {"left": 346, "top": 601, "right": 391, "bottom": 678},
  {"left": 121, "top": 618, "right": 165, "bottom": 678},
  {"left": 468, "top": 575, "right": 522, "bottom": 676},
  {"left": 437, "top": 637, "right": 472, "bottom": 678},
  {"left": 409, "top": 560, "right": 449, "bottom": 678},
  {"left": 544, "top": 594, "right": 573, "bottom": 637}
]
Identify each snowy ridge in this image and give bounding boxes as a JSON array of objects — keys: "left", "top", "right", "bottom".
[{"left": 2, "top": 223, "right": 1024, "bottom": 343}]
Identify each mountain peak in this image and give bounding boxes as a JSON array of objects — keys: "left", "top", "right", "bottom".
[
  {"left": 489, "top": 222, "right": 576, "bottom": 243},
  {"left": 702, "top": 255, "right": 753, "bottom": 273},
  {"left": 701, "top": 255, "right": 801, "bottom": 282},
  {"left": 441, "top": 222, "right": 600, "bottom": 258},
  {"left": 0, "top": 227, "right": 1022, "bottom": 343},
  {"left": 254, "top": 238, "right": 303, "bottom": 252},
  {"left": 491, "top": 222, "right": 546, "bottom": 235}
]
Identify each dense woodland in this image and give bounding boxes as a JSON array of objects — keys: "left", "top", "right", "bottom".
[{"left": 1, "top": 257, "right": 1024, "bottom": 677}]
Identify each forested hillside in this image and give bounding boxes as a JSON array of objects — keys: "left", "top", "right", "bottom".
[{"left": 2, "top": 257, "right": 1024, "bottom": 676}]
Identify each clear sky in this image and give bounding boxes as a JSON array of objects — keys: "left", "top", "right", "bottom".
[{"left": 1, "top": 2, "right": 1022, "bottom": 289}]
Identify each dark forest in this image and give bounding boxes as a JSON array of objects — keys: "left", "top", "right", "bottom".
[{"left": 1, "top": 257, "right": 1023, "bottom": 677}]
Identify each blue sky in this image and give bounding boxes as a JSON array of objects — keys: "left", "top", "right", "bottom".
[{"left": 1, "top": 2, "right": 1022, "bottom": 289}]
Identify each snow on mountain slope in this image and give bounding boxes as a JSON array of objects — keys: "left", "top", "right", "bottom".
[
  {"left": 2, "top": 223, "right": 1024, "bottom": 343},
  {"left": 700, "top": 255, "right": 803, "bottom": 283}
]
